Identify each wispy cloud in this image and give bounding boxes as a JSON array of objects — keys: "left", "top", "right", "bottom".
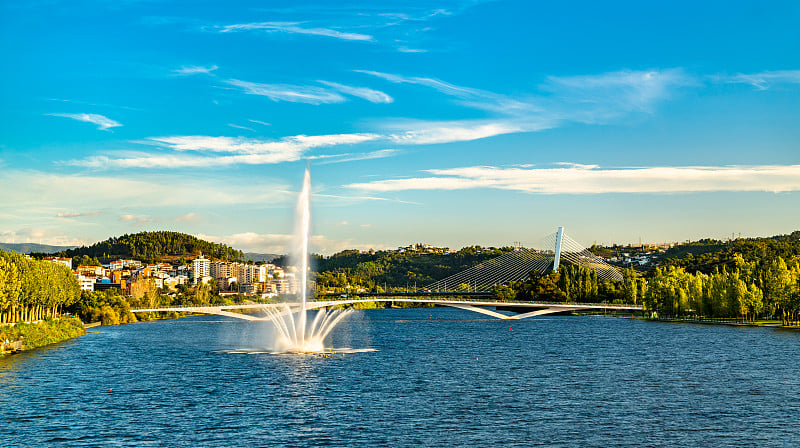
[
  {"left": 715, "top": 70, "right": 800, "bottom": 90},
  {"left": 313, "top": 193, "right": 420, "bottom": 205},
  {"left": 0, "top": 228, "right": 89, "bottom": 247},
  {"left": 228, "top": 123, "right": 255, "bottom": 132},
  {"left": 357, "top": 68, "right": 694, "bottom": 144},
  {"left": 347, "top": 164, "right": 800, "bottom": 194},
  {"left": 355, "top": 69, "right": 527, "bottom": 113},
  {"left": 225, "top": 79, "right": 346, "bottom": 104},
  {"left": 0, "top": 170, "right": 295, "bottom": 212},
  {"left": 248, "top": 119, "right": 271, "bottom": 126},
  {"left": 197, "top": 231, "right": 387, "bottom": 255},
  {"left": 175, "top": 213, "right": 199, "bottom": 223},
  {"left": 317, "top": 149, "right": 399, "bottom": 164},
  {"left": 318, "top": 80, "right": 393, "bottom": 103},
  {"left": 119, "top": 214, "right": 155, "bottom": 226},
  {"left": 543, "top": 69, "right": 694, "bottom": 117},
  {"left": 216, "top": 22, "right": 374, "bottom": 42},
  {"left": 385, "top": 119, "right": 532, "bottom": 145},
  {"left": 397, "top": 46, "right": 428, "bottom": 53},
  {"left": 56, "top": 211, "right": 101, "bottom": 218},
  {"left": 67, "top": 133, "right": 380, "bottom": 169},
  {"left": 47, "top": 113, "right": 122, "bottom": 130},
  {"left": 173, "top": 64, "right": 218, "bottom": 75}
]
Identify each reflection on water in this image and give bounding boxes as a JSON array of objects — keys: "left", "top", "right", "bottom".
[{"left": 2, "top": 308, "right": 800, "bottom": 447}]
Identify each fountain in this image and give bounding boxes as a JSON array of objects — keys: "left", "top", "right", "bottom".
[{"left": 262, "top": 166, "right": 352, "bottom": 353}]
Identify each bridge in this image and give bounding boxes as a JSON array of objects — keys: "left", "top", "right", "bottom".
[
  {"left": 132, "top": 299, "right": 641, "bottom": 321},
  {"left": 132, "top": 227, "right": 640, "bottom": 320}
]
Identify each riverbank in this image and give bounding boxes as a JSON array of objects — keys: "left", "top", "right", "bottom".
[
  {"left": 627, "top": 316, "right": 800, "bottom": 330},
  {"left": 0, "top": 318, "right": 86, "bottom": 355}
]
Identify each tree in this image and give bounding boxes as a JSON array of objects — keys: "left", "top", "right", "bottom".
[{"left": 492, "top": 284, "right": 515, "bottom": 301}]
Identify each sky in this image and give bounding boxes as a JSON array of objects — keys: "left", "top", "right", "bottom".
[{"left": 1, "top": 0, "right": 799, "bottom": 255}]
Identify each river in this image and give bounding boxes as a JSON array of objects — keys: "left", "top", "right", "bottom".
[{"left": 2, "top": 308, "right": 799, "bottom": 447}]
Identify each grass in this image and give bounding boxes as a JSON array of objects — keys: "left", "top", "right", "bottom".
[{"left": 0, "top": 317, "right": 86, "bottom": 354}]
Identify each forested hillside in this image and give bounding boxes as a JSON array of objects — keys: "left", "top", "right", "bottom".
[
  {"left": 310, "top": 246, "right": 516, "bottom": 289},
  {"left": 657, "top": 231, "right": 800, "bottom": 274},
  {"left": 55, "top": 231, "right": 244, "bottom": 263}
]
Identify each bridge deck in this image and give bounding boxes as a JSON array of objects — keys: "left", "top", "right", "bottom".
[{"left": 132, "top": 298, "right": 642, "bottom": 321}]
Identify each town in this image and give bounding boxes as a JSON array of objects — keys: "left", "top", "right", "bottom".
[{"left": 42, "top": 255, "right": 298, "bottom": 299}]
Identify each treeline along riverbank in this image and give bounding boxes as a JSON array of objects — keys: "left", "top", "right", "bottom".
[{"left": 0, "top": 250, "right": 80, "bottom": 324}]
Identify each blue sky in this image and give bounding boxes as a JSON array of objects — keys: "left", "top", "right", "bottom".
[{"left": 1, "top": 0, "right": 799, "bottom": 254}]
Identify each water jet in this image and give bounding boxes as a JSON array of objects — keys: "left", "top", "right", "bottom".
[{"left": 264, "top": 166, "right": 352, "bottom": 353}]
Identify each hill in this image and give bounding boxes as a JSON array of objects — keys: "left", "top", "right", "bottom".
[
  {"left": 0, "top": 242, "right": 77, "bottom": 255},
  {"left": 656, "top": 230, "right": 800, "bottom": 273},
  {"left": 58, "top": 231, "right": 244, "bottom": 263},
  {"left": 244, "top": 252, "right": 280, "bottom": 263},
  {"left": 309, "top": 246, "right": 516, "bottom": 289}
]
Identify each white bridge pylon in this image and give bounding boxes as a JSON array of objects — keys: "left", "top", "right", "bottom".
[{"left": 540, "top": 226, "right": 623, "bottom": 281}]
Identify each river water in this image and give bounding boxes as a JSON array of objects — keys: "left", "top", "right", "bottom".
[{"left": 2, "top": 308, "right": 799, "bottom": 447}]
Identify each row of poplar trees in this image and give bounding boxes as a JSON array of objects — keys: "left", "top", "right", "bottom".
[
  {"left": 0, "top": 250, "right": 80, "bottom": 323},
  {"left": 643, "top": 255, "right": 800, "bottom": 324}
]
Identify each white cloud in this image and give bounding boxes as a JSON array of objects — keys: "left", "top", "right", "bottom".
[
  {"left": 248, "top": 119, "right": 271, "bottom": 126},
  {"left": 397, "top": 46, "right": 427, "bottom": 53},
  {"left": 217, "top": 22, "right": 374, "bottom": 42},
  {"left": 56, "top": 211, "right": 101, "bottom": 218},
  {"left": 228, "top": 123, "right": 255, "bottom": 132},
  {"left": 119, "top": 214, "right": 155, "bottom": 226},
  {"left": 347, "top": 164, "right": 800, "bottom": 194},
  {"left": 356, "top": 70, "right": 483, "bottom": 96},
  {"left": 225, "top": 79, "right": 346, "bottom": 104},
  {"left": 386, "top": 120, "right": 530, "bottom": 145},
  {"left": 355, "top": 69, "right": 527, "bottom": 113},
  {"left": 68, "top": 133, "right": 380, "bottom": 169},
  {"left": 543, "top": 69, "right": 694, "bottom": 117},
  {"left": 318, "top": 81, "right": 393, "bottom": 103},
  {"left": 48, "top": 113, "right": 122, "bottom": 130},
  {"left": 716, "top": 70, "right": 800, "bottom": 90},
  {"left": 359, "top": 69, "right": 693, "bottom": 138},
  {"left": 197, "top": 231, "right": 387, "bottom": 255},
  {"left": 317, "top": 149, "right": 399, "bottom": 164},
  {"left": 173, "top": 65, "right": 218, "bottom": 75},
  {"left": 0, "top": 228, "right": 89, "bottom": 246},
  {"left": 0, "top": 170, "right": 294, "bottom": 211},
  {"left": 175, "top": 213, "right": 199, "bottom": 223}
]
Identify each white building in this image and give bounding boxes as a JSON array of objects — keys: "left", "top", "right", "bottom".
[
  {"left": 74, "top": 274, "right": 95, "bottom": 291},
  {"left": 191, "top": 255, "right": 210, "bottom": 284}
]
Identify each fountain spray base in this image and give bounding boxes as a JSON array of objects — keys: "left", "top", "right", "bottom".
[
  {"left": 219, "top": 348, "right": 377, "bottom": 356},
  {"left": 263, "top": 305, "right": 354, "bottom": 354}
]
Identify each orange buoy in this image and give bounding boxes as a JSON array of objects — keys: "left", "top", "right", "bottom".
[
  {"left": 509, "top": 327, "right": 513, "bottom": 331},
  {"left": 108, "top": 388, "right": 112, "bottom": 392}
]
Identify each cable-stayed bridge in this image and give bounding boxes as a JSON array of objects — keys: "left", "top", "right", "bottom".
[{"left": 423, "top": 226, "right": 622, "bottom": 292}]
